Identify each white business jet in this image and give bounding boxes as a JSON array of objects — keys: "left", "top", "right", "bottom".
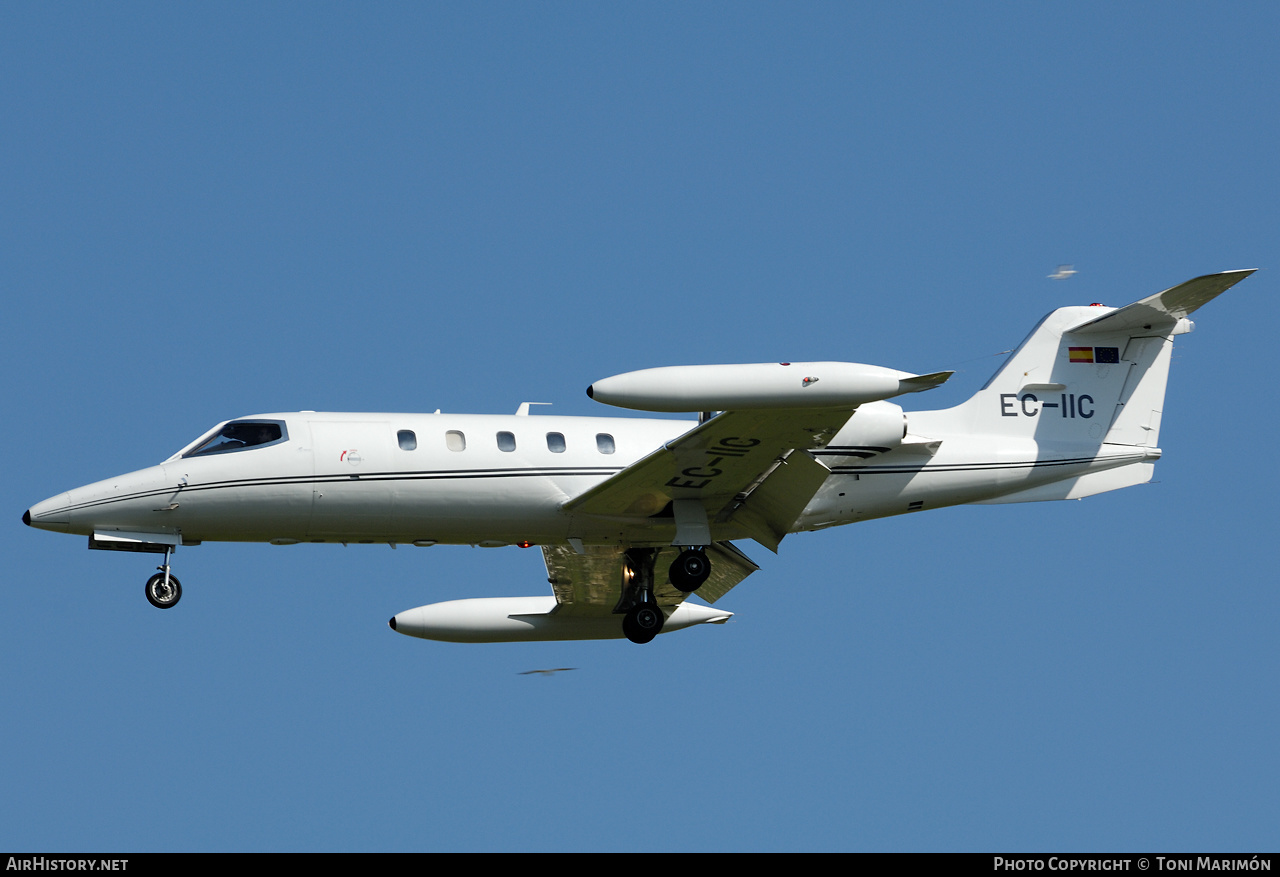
[{"left": 24, "top": 270, "right": 1253, "bottom": 644}]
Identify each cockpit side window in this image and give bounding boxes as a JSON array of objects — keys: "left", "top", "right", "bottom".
[{"left": 184, "top": 420, "right": 288, "bottom": 457}]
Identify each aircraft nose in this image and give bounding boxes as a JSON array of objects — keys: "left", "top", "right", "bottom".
[{"left": 25, "top": 493, "right": 72, "bottom": 532}]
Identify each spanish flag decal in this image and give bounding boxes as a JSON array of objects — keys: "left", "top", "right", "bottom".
[{"left": 1069, "top": 347, "right": 1094, "bottom": 363}]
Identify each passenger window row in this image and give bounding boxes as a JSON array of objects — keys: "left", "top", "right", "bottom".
[{"left": 396, "top": 429, "right": 615, "bottom": 454}]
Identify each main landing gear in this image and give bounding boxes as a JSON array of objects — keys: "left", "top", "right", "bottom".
[
  {"left": 144, "top": 547, "right": 182, "bottom": 609},
  {"left": 620, "top": 548, "right": 665, "bottom": 644},
  {"left": 617, "top": 547, "right": 717, "bottom": 643},
  {"left": 622, "top": 603, "right": 664, "bottom": 644},
  {"left": 669, "top": 547, "right": 711, "bottom": 592}
]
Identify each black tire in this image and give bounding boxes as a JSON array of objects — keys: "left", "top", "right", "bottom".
[
  {"left": 668, "top": 549, "right": 711, "bottom": 592},
  {"left": 145, "top": 573, "right": 182, "bottom": 609},
  {"left": 622, "top": 603, "right": 665, "bottom": 644}
]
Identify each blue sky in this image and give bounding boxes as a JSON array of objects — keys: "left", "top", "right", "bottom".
[{"left": 3, "top": 3, "right": 1277, "bottom": 851}]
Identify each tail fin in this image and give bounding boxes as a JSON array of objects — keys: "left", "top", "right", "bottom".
[{"left": 938, "top": 270, "right": 1254, "bottom": 449}]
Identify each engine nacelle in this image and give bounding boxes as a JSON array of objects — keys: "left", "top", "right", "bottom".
[
  {"left": 824, "top": 400, "right": 908, "bottom": 456},
  {"left": 389, "top": 596, "right": 733, "bottom": 643},
  {"left": 586, "top": 362, "right": 950, "bottom": 413}
]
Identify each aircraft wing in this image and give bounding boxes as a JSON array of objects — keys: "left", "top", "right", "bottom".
[
  {"left": 563, "top": 407, "right": 852, "bottom": 550},
  {"left": 542, "top": 540, "right": 761, "bottom": 609}
]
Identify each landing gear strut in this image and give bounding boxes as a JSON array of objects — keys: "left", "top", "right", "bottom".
[
  {"left": 669, "top": 547, "right": 711, "bottom": 592},
  {"left": 145, "top": 547, "right": 182, "bottom": 609},
  {"left": 619, "top": 548, "right": 665, "bottom": 644}
]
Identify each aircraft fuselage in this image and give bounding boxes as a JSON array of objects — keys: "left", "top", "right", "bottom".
[{"left": 25, "top": 407, "right": 1155, "bottom": 549}]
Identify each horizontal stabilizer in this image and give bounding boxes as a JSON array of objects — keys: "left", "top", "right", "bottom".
[{"left": 1070, "top": 269, "right": 1255, "bottom": 335}]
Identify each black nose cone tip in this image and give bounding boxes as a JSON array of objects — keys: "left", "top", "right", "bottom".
[
  {"left": 22, "top": 509, "right": 31, "bottom": 527},
  {"left": 388, "top": 616, "right": 397, "bottom": 631},
  {"left": 586, "top": 384, "right": 594, "bottom": 399}
]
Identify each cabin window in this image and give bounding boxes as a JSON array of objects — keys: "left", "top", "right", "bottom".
[
  {"left": 397, "top": 430, "right": 417, "bottom": 451},
  {"left": 596, "top": 433, "right": 615, "bottom": 454},
  {"left": 546, "top": 432, "right": 566, "bottom": 453},
  {"left": 446, "top": 430, "right": 466, "bottom": 452},
  {"left": 185, "top": 420, "right": 287, "bottom": 457},
  {"left": 497, "top": 431, "right": 516, "bottom": 452}
]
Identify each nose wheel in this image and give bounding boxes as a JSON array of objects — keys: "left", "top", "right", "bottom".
[
  {"left": 145, "top": 572, "right": 182, "bottom": 609},
  {"left": 144, "top": 547, "right": 182, "bottom": 609}
]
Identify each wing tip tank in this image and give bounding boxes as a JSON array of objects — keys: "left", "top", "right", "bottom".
[{"left": 587, "top": 361, "right": 942, "bottom": 412}]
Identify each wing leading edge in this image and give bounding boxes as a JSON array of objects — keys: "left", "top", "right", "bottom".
[{"left": 564, "top": 406, "right": 854, "bottom": 550}]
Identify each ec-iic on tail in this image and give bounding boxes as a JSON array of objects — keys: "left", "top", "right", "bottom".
[{"left": 23, "top": 270, "right": 1254, "bottom": 643}]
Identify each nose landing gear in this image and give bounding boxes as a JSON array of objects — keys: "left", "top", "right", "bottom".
[{"left": 144, "top": 547, "right": 182, "bottom": 609}]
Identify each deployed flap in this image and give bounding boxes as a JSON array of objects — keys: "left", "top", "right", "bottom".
[
  {"left": 542, "top": 541, "right": 760, "bottom": 609},
  {"left": 542, "top": 543, "right": 630, "bottom": 613},
  {"left": 1070, "top": 269, "right": 1254, "bottom": 335},
  {"left": 719, "top": 449, "right": 830, "bottom": 551},
  {"left": 563, "top": 408, "right": 854, "bottom": 535}
]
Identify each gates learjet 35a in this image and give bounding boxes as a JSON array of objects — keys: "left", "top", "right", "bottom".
[{"left": 24, "top": 270, "right": 1252, "bottom": 644}]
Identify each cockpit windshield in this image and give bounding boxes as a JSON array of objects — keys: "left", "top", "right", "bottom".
[{"left": 184, "top": 420, "right": 288, "bottom": 457}]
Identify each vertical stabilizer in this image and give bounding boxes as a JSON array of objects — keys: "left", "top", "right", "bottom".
[{"left": 925, "top": 270, "right": 1253, "bottom": 452}]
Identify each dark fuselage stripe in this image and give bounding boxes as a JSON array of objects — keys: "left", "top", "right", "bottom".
[
  {"left": 828, "top": 455, "right": 1145, "bottom": 475},
  {"left": 56, "top": 467, "right": 626, "bottom": 514}
]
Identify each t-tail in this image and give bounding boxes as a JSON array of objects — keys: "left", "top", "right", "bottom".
[{"left": 915, "top": 269, "right": 1254, "bottom": 503}]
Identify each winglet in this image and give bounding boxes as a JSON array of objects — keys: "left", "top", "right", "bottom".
[{"left": 897, "top": 370, "right": 953, "bottom": 394}]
